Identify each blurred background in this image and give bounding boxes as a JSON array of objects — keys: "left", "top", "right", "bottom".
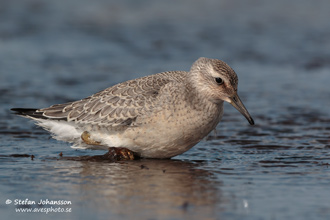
[{"left": 1, "top": 0, "right": 330, "bottom": 219}]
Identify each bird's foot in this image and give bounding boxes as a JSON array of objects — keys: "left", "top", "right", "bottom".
[
  {"left": 88, "top": 147, "right": 137, "bottom": 161},
  {"left": 103, "top": 147, "right": 137, "bottom": 161},
  {"left": 66, "top": 147, "right": 138, "bottom": 162}
]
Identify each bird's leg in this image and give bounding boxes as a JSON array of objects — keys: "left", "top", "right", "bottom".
[
  {"left": 81, "top": 131, "right": 101, "bottom": 145},
  {"left": 80, "top": 131, "right": 138, "bottom": 161}
]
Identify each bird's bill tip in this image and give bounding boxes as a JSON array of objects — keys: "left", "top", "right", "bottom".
[
  {"left": 247, "top": 116, "right": 255, "bottom": 125},
  {"left": 228, "top": 94, "right": 254, "bottom": 125}
]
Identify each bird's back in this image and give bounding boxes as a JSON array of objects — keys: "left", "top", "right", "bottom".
[{"left": 36, "top": 70, "right": 188, "bottom": 127}]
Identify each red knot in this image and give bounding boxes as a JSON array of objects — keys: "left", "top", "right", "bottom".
[{"left": 12, "top": 57, "right": 254, "bottom": 159}]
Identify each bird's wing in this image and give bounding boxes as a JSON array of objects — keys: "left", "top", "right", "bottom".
[{"left": 39, "top": 71, "right": 185, "bottom": 127}]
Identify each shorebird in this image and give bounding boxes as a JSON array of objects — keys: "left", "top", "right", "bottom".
[{"left": 12, "top": 57, "right": 254, "bottom": 160}]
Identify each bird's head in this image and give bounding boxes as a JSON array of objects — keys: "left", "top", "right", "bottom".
[{"left": 190, "top": 57, "right": 254, "bottom": 125}]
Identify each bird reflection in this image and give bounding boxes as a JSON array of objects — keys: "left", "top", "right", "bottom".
[{"left": 66, "top": 159, "right": 225, "bottom": 219}]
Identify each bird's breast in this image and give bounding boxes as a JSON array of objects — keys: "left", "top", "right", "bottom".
[{"left": 125, "top": 101, "right": 223, "bottom": 158}]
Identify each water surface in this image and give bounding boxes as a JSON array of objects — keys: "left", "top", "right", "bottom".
[{"left": 1, "top": 0, "right": 330, "bottom": 219}]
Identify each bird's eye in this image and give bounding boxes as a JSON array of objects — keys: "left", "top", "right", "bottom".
[{"left": 215, "top": 77, "right": 223, "bottom": 85}]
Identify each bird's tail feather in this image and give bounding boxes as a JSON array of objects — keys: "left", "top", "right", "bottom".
[
  {"left": 11, "top": 108, "right": 47, "bottom": 119},
  {"left": 11, "top": 108, "right": 67, "bottom": 121}
]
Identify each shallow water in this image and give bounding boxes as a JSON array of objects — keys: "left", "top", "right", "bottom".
[{"left": 1, "top": 0, "right": 330, "bottom": 219}]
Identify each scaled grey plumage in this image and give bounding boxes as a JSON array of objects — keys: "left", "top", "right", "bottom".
[
  {"left": 12, "top": 57, "right": 254, "bottom": 158},
  {"left": 39, "top": 71, "right": 186, "bottom": 127}
]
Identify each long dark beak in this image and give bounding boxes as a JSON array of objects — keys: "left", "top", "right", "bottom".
[{"left": 228, "top": 93, "right": 254, "bottom": 125}]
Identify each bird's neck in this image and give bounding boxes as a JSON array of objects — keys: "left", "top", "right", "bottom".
[
  {"left": 185, "top": 80, "right": 223, "bottom": 115},
  {"left": 184, "top": 83, "right": 224, "bottom": 139}
]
